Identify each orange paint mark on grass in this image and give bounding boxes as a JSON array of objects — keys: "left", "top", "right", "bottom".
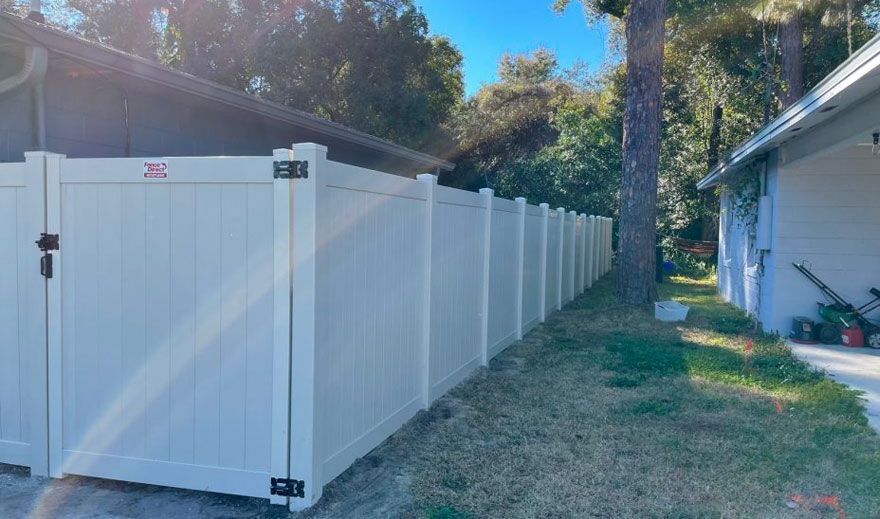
[
  {"left": 789, "top": 494, "right": 847, "bottom": 519},
  {"left": 772, "top": 398, "right": 784, "bottom": 415}
]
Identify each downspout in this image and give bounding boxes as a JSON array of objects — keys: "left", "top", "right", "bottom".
[
  {"left": 0, "top": 45, "right": 49, "bottom": 150},
  {"left": 27, "top": 0, "right": 45, "bottom": 23}
]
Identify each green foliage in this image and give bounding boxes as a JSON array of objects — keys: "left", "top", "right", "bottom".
[
  {"left": 660, "top": 239, "right": 717, "bottom": 277},
  {"left": 721, "top": 162, "right": 762, "bottom": 226},
  {"left": 447, "top": 49, "right": 621, "bottom": 216},
  {"left": 42, "top": 0, "right": 464, "bottom": 151},
  {"left": 256, "top": 0, "right": 464, "bottom": 150}
]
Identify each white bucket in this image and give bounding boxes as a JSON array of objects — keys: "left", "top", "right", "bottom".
[{"left": 655, "top": 301, "right": 690, "bottom": 322}]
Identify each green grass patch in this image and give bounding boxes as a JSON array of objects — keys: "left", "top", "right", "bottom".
[{"left": 368, "top": 273, "right": 880, "bottom": 518}]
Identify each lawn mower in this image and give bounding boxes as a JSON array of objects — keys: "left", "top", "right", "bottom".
[{"left": 792, "top": 262, "right": 880, "bottom": 348}]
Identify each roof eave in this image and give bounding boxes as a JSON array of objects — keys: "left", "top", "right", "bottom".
[{"left": 697, "top": 31, "right": 880, "bottom": 190}]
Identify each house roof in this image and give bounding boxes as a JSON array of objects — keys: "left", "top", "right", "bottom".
[
  {"left": 697, "top": 31, "right": 880, "bottom": 190},
  {"left": 0, "top": 12, "right": 455, "bottom": 172}
]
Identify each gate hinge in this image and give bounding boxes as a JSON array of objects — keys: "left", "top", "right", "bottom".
[
  {"left": 273, "top": 160, "right": 309, "bottom": 179},
  {"left": 36, "top": 233, "right": 59, "bottom": 251},
  {"left": 270, "top": 477, "right": 305, "bottom": 498}
]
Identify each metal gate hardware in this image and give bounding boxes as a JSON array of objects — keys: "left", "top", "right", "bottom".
[
  {"left": 36, "top": 233, "right": 59, "bottom": 251},
  {"left": 273, "top": 160, "right": 309, "bottom": 179},
  {"left": 36, "top": 233, "right": 59, "bottom": 279},
  {"left": 270, "top": 477, "right": 305, "bottom": 498}
]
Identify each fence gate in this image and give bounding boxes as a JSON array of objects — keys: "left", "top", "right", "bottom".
[
  {"left": 0, "top": 155, "right": 47, "bottom": 471},
  {"left": 34, "top": 154, "right": 293, "bottom": 503}
]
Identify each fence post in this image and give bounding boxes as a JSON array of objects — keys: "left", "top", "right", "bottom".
[
  {"left": 288, "top": 142, "right": 327, "bottom": 511},
  {"left": 602, "top": 217, "right": 608, "bottom": 274},
  {"left": 538, "top": 203, "right": 549, "bottom": 322},
  {"left": 514, "top": 197, "right": 526, "bottom": 340},
  {"left": 568, "top": 211, "right": 577, "bottom": 301},
  {"left": 604, "top": 218, "right": 610, "bottom": 274},
  {"left": 43, "top": 152, "right": 65, "bottom": 480},
  {"left": 584, "top": 216, "right": 596, "bottom": 288},
  {"left": 22, "top": 152, "right": 50, "bottom": 477},
  {"left": 579, "top": 213, "right": 587, "bottom": 293},
  {"left": 607, "top": 218, "right": 613, "bottom": 272},
  {"left": 556, "top": 207, "right": 564, "bottom": 310},
  {"left": 601, "top": 218, "right": 607, "bottom": 274},
  {"left": 591, "top": 216, "right": 600, "bottom": 282},
  {"left": 479, "top": 188, "right": 494, "bottom": 366},
  {"left": 598, "top": 217, "right": 604, "bottom": 276},
  {"left": 417, "top": 174, "right": 436, "bottom": 407},
  {"left": 270, "top": 148, "right": 294, "bottom": 506}
]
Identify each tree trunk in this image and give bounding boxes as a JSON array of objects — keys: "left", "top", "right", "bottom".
[
  {"left": 779, "top": 8, "right": 804, "bottom": 109},
  {"left": 616, "top": 0, "right": 665, "bottom": 305},
  {"left": 701, "top": 103, "right": 723, "bottom": 241},
  {"left": 847, "top": 0, "right": 854, "bottom": 56}
]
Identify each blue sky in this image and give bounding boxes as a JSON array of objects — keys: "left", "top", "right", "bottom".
[{"left": 415, "top": 0, "right": 610, "bottom": 96}]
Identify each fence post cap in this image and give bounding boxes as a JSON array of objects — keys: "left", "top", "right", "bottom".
[
  {"left": 515, "top": 197, "right": 526, "bottom": 204},
  {"left": 539, "top": 202, "right": 549, "bottom": 209},
  {"left": 24, "top": 151, "right": 65, "bottom": 158},
  {"left": 478, "top": 187, "right": 494, "bottom": 195},
  {"left": 293, "top": 142, "right": 327, "bottom": 153},
  {"left": 556, "top": 207, "right": 565, "bottom": 212},
  {"left": 416, "top": 173, "right": 438, "bottom": 184}
]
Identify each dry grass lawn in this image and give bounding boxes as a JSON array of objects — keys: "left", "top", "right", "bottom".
[{"left": 305, "top": 273, "right": 880, "bottom": 518}]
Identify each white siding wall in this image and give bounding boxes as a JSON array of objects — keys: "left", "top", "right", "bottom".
[
  {"left": 762, "top": 145, "right": 880, "bottom": 333},
  {"left": 717, "top": 189, "right": 762, "bottom": 317}
]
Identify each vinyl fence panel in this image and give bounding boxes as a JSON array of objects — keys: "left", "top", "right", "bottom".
[
  {"left": 0, "top": 163, "right": 30, "bottom": 468},
  {"left": 487, "top": 196, "right": 520, "bottom": 358},
  {"left": 545, "top": 210, "right": 561, "bottom": 312},
  {"left": 313, "top": 158, "right": 428, "bottom": 486},
  {"left": 522, "top": 204, "right": 544, "bottom": 332},
  {"left": 429, "top": 185, "right": 486, "bottom": 396}
]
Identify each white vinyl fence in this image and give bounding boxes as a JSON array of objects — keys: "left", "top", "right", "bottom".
[{"left": 0, "top": 145, "right": 613, "bottom": 511}]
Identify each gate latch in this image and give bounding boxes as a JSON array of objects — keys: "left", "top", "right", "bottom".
[
  {"left": 273, "top": 160, "right": 309, "bottom": 179},
  {"left": 36, "top": 233, "right": 59, "bottom": 252},
  {"left": 270, "top": 477, "right": 305, "bottom": 498},
  {"left": 36, "top": 233, "right": 59, "bottom": 279}
]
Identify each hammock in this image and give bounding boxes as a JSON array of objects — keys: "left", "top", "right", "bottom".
[{"left": 671, "top": 237, "right": 718, "bottom": 258}]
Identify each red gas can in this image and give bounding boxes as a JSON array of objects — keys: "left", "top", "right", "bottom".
[{"left": 842, "top": 325, "right": 864, "bottom": 348}]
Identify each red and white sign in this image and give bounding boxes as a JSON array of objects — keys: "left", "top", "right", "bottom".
[{"left": 143, "top": 160, "right": 169, "bottom": 179}]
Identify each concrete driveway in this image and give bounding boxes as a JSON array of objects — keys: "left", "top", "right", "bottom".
[{"left": 788, "top": 341, "right": 880, "bottom": 432}]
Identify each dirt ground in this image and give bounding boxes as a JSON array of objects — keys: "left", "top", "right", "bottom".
[{"left": 3, "top": 274, "right": 879, "bottom": 518}]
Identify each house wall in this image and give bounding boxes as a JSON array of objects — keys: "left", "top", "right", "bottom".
[
  {"left": 0, "top": 49, "right": 432, "bottom": 176},
  {"left": 717, "top": 151, "right": 779, "bottom": 319},
  {"left": 759, "top": 144, "right": 880, "bottom": 333},
  {"left": 0, "top": 49, "right": 34, "bottom": 163}
]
